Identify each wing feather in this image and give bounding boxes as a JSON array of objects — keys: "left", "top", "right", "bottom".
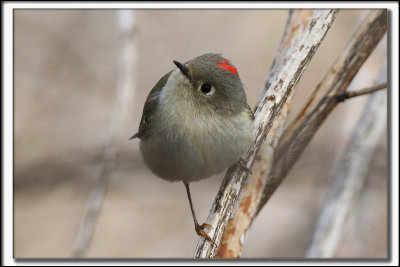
[{"left": 130, "top": 70, "right": 173, "bottom": 139}]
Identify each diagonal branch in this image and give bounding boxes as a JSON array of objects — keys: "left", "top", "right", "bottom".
[
  {"left": 215, "top": 9, "right": 320, "bottom": 258},
  {"left": 214, "top": 9, "right": 387, "bottom": 258},
  {"left": 194, "top": 9, "right": 339, "bottom": 258},
  {"left": 256, "top": 9, "right": 387, "bottom": 216},
  {"left": 215, "top": 96, "right": 293, "bottom": 258}
]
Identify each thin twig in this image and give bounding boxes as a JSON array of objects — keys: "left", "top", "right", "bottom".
[
  {"left": 72, "top": 10, "right": 138, "bottom": 256},
  {"left": 255, "top": 10, "right": 387, "bottom": 216},
  {"left": 306, "top": 62, "right": 387, "bottom": 258},
  {"left": 335, "top": 82, "right": 387, "bottom": 102},
  {"left": 194, "top": 9, "right": 339, "bottom": 259}
]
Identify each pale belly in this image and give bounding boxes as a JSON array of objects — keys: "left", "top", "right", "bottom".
[{"left": 139, "top": 111, "right": 253, "bottom": 182}]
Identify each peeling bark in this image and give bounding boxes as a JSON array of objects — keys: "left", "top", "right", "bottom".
[
  {"left": 256, "top": 10, "right": 387, "bottom": 216},
  {"left": 194, "top": 9, "right": 339, "bottom": 259}
]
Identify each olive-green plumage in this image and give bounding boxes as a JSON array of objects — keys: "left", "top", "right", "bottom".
[
  {"left": 131, "top": 53, "right": 253, "bottom": 182},
  {"left": 133, "top": 70, "right": 173, "bottom": 139},
  {"left": 130, "top": 53, "right": 254, "bottom": 244}
]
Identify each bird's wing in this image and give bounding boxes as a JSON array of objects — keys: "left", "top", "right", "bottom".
[{"left": 130, "top": 70, "right": 173, "bottom": 139}]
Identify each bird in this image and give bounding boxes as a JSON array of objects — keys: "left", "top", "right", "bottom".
[{"left": 130, "top": 53, "right": 254, "bottom": 244}]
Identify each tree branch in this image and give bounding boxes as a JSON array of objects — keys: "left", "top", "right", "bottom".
[
  {"left": 335, "top": 82, "right": 387, "bottom": 102},
  {"left": 194, "top": 9, "right": 339, "bottom": 258},
  {"left": 305, "top": 63, "right": 387, "bottom": 258},
  {"left": 72, "top": 10, "right": 138, "bottom": 256},
  {"left": 214, "top": 9, "right": 320, "bottom": 258},
  {"left": 215, "top": 97, "right": 292, "bottom": 258},
  {"left": 255, "top": 9, "right": 387, "bottom": 216}
]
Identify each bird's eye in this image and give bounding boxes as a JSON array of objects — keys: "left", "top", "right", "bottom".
[{"left": 200, "top": 83, "right": 212, "bottom": 94}]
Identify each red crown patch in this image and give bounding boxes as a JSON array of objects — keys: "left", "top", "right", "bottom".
[{"left": 217, "top": 59, "right": 238, "bottom": 76}]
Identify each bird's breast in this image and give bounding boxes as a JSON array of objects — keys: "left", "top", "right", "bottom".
[{"left": 140, "top": 105, "right": 253, "bottom": 182}]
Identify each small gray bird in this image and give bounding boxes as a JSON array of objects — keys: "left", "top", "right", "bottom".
[{"left": 130, "top": 53, "right": 254, "bottom": 243}]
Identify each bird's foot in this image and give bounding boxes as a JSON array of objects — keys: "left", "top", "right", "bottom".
[
  {"left": 236, "top": 158, "right": 252, "bottom": 174},
  {"left": 195, "top": 222, "right": 216, "bottom": 246}
]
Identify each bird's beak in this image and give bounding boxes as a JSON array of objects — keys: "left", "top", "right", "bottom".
[
  {"left": 173, "top": 60, "right": 190, "bottom": 78},
  {"left": 129, "top": 132, "right": 139, "bottom": 140}
]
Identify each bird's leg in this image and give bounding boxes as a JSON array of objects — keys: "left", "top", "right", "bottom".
[
  {"left": 236, "top": 158, "right": 252, "bottom": 174},
  {"left": 183, "top": 182, "right": 215, "bottom": 245}
]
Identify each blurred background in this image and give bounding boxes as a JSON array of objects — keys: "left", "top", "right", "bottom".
[{"left": 14, "top": 9, "right": 387, "bottom": 258}]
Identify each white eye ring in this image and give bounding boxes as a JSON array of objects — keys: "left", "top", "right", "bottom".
[{"left": 200, "top": 83, "right": 215, "bottom": 95}]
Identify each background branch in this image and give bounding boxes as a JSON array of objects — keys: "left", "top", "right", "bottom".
[
  {"left": 306, "top": 63, "right": 387, "bottom": 258},
  {"left": 256, "top": 9, "right": 387, "bottom": 216},
  {"left": 194, "top": 9, "right": 339, "bottom": 259},
  {"left": 72, "top": 10, "right": 138, "bottom": 256}
]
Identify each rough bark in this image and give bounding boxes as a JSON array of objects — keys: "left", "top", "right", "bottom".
[
  {"left": 194, "top": 9, "right": 339, "bottom": 258},
  {"left": 214, "top": 9, "right": 320, "bottom": 258},
  {"left": 256, "top": 9, "right": 387, "bottom": 216}
]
